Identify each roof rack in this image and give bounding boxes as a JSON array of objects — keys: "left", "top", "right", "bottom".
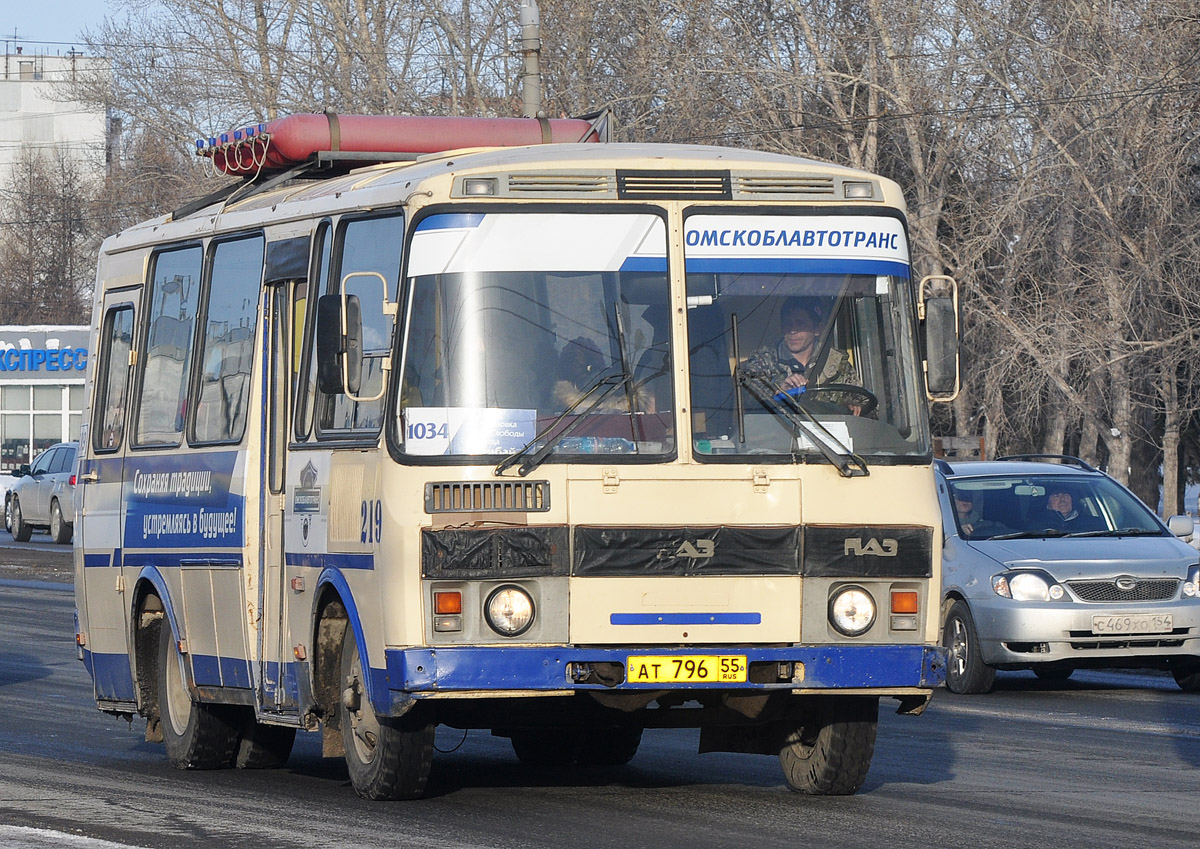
[{"left": 993, "top": 454, "right": 1099, "bottom": 472}]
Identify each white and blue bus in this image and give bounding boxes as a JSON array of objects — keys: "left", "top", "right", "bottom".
[{"left": 74, "top": 113, "right": 957, "bottom": 799}]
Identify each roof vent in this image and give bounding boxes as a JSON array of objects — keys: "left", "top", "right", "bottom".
[
  {"left": 736, "top": 175, "right": 837, "bottom": 198},
  {"left": 507, "top": 173, "right": 613, "bottom": 195},
  {"left": 617, "top": 170, "right": 732, "bottom": 200}
]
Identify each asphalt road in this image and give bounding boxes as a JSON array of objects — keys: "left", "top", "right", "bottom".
[{"left": 2, "top": 546, "right": 1199, "bottom": 849}]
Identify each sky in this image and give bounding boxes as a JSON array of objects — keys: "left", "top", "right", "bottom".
[{"left": 3, "top": 2, "right": 112, "bottom": 53}]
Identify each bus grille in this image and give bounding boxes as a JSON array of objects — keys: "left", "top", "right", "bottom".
[
  {"left": 1065, "top": 578, "right": 1179, "bottom": 602},
  {"left": 616, "top": 170, "right": 732, "bottom": 200},
  {"left": 424, "top": 480, "right": 551, "bottom": 514}
]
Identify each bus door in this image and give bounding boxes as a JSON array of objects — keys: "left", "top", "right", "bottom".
[
  {"left": 78, "top": 287, "right": 140, "bottom": 704},
  {"left": 256, "top": 236, "right": 312, "bottom": 713}
]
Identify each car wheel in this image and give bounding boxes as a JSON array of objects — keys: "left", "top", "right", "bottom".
[
  {"left": 778, "top": 696, "right": 878, "bottom": 795},
  {"left": 4, "top": 496, "right": 11, "bottom": 533},
  {"left": 50, "top": 499, "right": 73, "bottom": 545},
  {"left": 10, "top": 498, "right": 32, "bottom": 542},
  {"left": 340, "top": 627, "right": 434, "bottom": 799},
  {"left": 943, "top": 600, "right": 996, "bottom": 694},
  {"left": 157, "top": 617, "right": 240, "bottom": 769}
]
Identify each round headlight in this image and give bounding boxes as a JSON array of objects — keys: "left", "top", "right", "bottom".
[
  {"left": 829, "top": 586, "right": 876, "bottom": 636},
  {"left": 484, "top": 585, "right": 535, "bottom": 637},
  {"left": 1009, "top": 572, "right": 1051, "bottom": 601}
]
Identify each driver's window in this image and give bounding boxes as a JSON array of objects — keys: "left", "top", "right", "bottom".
[{"left": 31, "top": 449, "right": 55, "bottom": 475}]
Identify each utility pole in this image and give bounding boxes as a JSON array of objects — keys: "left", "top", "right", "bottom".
[{"left": 518, "top": 0, "right": 543, "bottom": 118}]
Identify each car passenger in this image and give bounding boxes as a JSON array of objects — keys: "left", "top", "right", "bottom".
[{"left": 1035, "top": 484, "right": 1104, "bottom": 532}]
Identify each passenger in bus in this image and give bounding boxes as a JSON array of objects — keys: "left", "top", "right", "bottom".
[
  {"left": 743, "top": 298, "right": 863, "bottom": 414},
  {"left": 553, "top": 336, "right": 610, "bottom": 409}
]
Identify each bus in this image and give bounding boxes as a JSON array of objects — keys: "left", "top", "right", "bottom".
[{"left": 74, "top": 112, "right": 957, "bottom": 800}]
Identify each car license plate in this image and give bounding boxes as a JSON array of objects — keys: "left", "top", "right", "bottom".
[
  {"left": 1091, "top": 613, "right": 1173, "bottom": 635},
  {"left": 626, "top": 655, "right": 747, "bottom": 683}
]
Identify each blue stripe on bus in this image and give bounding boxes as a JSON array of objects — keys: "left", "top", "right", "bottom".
[
  {"left": 191, "top": 654, "right": 253, "bottom": 689},
  {"left": 82, "top": 650, "right": 137, "bottom": 702},
  {"left": 618, "top": 256, "right": 668, "bottom": 272},
  {"left": 684, "top": 257, "right": 911, "bottom": 278},
  {"left": 122, "top": 552, "right": 244, "bottom": 568},
  {"left": 610, "top": 612, "right": 762, "bottom": 625},
  {"left": 84, "top": 553, "right": 113, "bottom": 568},
  {"left": 414, "top": 212, "right": 486, "bottom": 232},
  {"left": 286, "top": 552, "right": 375, "bottom": 570}
]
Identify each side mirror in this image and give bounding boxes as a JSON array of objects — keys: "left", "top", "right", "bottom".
[
  {"left": 17, "top": 464, "right": 31, "bottom": 477},
  {"left": 920, "top": 275, "right": 960, "bottom": 401},
  {"left": 1166, "top": 514, "right": 1193, "bottom": 538},
  {"left": 316, "top": 294, "right": 362, "bottom": 395}
]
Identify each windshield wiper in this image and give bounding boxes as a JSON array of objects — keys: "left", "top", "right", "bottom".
[
  {"left": 988, "top": 529, "right": 1068, "bottom": 540},
  {"left": 737, "top": 367, "right": 869, "bottom": 477},
  {"left": 493, "top": 367, "right": 630, "bottom": 477},
  {"left": 1065, "top": 528, "right": 1163, "bottom": 538}
]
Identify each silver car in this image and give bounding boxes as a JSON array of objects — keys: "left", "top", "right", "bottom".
[
  {"left": 5, "top": 441, "right": 78, "bottom": 544},
  {"left": 936, "top": 455, "right": 1200, "bottom": 693}
]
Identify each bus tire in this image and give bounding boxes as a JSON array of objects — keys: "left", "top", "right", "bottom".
[
  {"left": 779, "top": 696, "right": 878, "bottom": 796},
  {"left": 510, "top": 729, "right": 582, "bottom": 766},
  {"left": 576, "top": 727, "right": 642, "bottom": 766},
  {"left": 11, "top": 498, "right": 32, "bottom": 542},
  {"left": 339, "top": 628, "right": 434, "bottom": 800},
  {"left": 157, "top": 619, "right": 239, "bottom": 769},
  {"left": 943, "top": 600, "right": 996, "bottom": 694},
  {"left": 50, "top": 499, "right": 73, "bottom": 545},
  {"left": 235, "top": 715, "right": 297, "bottom": 769}
]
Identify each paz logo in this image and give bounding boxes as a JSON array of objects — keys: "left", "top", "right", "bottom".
[
  {"left": 844, "top": 538, "right": 898, "bottom": 557},
  {"left": 673, "top": 539, "right": 715, "bottom": 559}
]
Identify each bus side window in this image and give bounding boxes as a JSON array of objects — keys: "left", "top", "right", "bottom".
[
  {"left": 134, "top": 247, "right": 202, "bottom": 447},
  {"left": 93, "top": 306, "right": 134, "bottom": 452},
  {"left": 315, "top": 214, "right": 404, "bottom": 436},
  {"left": 190, "top": 235, "right": 264, "bottom": 444},
  {"left": 294, "top": 222, "right": 331, "bottom": 442}
]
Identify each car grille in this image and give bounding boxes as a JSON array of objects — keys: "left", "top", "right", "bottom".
[{"left": 1065, "top": 578, "right": 1180, "bottom": 602}]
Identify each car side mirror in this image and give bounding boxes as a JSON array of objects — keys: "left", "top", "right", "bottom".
[
  {"left": 315, "top": 293, "right": 363, "bottom": 396},
  {"left": 16, "top": 464, "right": 30, "bottom": 477},
  {"left": 1166, "top": 514, "right": 1193, "bottom": 538}
]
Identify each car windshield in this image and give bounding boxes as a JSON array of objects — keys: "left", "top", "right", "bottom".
[
  {"left": 948, "top": 474, "right": 1165, "bottom": 540},
  {"left": 683, "top": 212, "right": 929, "bottom": 461},
  {"left": 397, "top": 211, "right": 673, "bottom": 461}
]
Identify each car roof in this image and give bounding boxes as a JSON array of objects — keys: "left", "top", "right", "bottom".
[{"left": 937, "top": 459, "right": 1108, "bottom": 481}]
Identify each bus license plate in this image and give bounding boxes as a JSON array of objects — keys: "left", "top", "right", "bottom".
[
  {"left": 626, "top": 655, "right": 747, "bottom": 684},
  {"left": 1091, "top": 613, "right": 1173, "bottom": 635}
]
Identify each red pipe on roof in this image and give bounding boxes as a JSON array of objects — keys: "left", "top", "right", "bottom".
[{"left": 200, "top": 112, "right": 602, "bottom": 176}]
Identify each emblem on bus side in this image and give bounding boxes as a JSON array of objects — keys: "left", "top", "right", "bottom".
[{"left": 844, "top": 538, "right": 898, "bottom": 557}]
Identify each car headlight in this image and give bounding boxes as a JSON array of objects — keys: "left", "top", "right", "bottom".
[
  {"left": 829, "top": 586, "right": 876, "bottom": 636},
  {"left": 1185, "top": 565, "right": 1199, "bottom": 598},
  {"left": 484, "top": 585, "right": 535, "bottom": 637},
  {"left": 992, "top": 571, "right": 1064, "bottom": 601}
]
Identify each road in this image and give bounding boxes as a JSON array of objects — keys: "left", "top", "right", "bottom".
[{"left": 1, "top": 543, "right": 1198, "bottom": 848}]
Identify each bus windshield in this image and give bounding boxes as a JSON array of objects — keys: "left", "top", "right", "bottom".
[
  {"left": 683, "top": 212, "right": 929, "bottom": 461},
  {"left": 398, "top": 211, "right": 674, "bottom": 460}
]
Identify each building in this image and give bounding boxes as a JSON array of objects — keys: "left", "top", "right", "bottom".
[
  {"left": 0, "top": 46, "right": 109, "bottom": 179},
  {"left": 0, "top": 325, "right": 88, "bottom": 470}
]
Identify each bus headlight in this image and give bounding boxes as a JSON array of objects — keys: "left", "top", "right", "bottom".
[
  {"left": 484, "top": 585, "right": 535, "bottom": 637},
  {"left": 829, "top": 586, "right": 876, "bottom": 636}
]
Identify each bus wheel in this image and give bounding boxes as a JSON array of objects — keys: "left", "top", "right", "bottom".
[
  {"left": 778, "top": 696, "right": 878, "bottom": 796},
  {"left": 510, "top": 728, "right": 581, "bottom": 766},
  {"left": 235, "top": 715, "right": 297, "bottom": 769},
  {"left": 339, "top": 629, "right": 434, "bottom": 800},
  {"left": 11, "top": 498, "right": 32, "bottom": 542},
  {"left": 157, "top": 620, "right": 238, "bottom": 769},
  {"left": 50, "top": 499, "right": 73, "bottom": 545},
  {"left": 576, "top": 727, "right": 642, "bottom": 766}
]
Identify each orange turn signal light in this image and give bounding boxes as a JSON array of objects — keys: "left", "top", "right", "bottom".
[
  {"left": 891, "top": 591, "right": 919, "bottom": 614},
  {"left": 434, "top": 591, "right": 463, "bottom": 615}
]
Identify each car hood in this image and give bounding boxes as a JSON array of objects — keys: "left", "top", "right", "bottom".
[{"left": 964, "top": 536, "right": 1197, "bottom": 579}]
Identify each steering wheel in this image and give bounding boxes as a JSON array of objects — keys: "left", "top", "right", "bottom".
[{"left": 779, "top": 383, "right": 878, "bottom": 416}]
